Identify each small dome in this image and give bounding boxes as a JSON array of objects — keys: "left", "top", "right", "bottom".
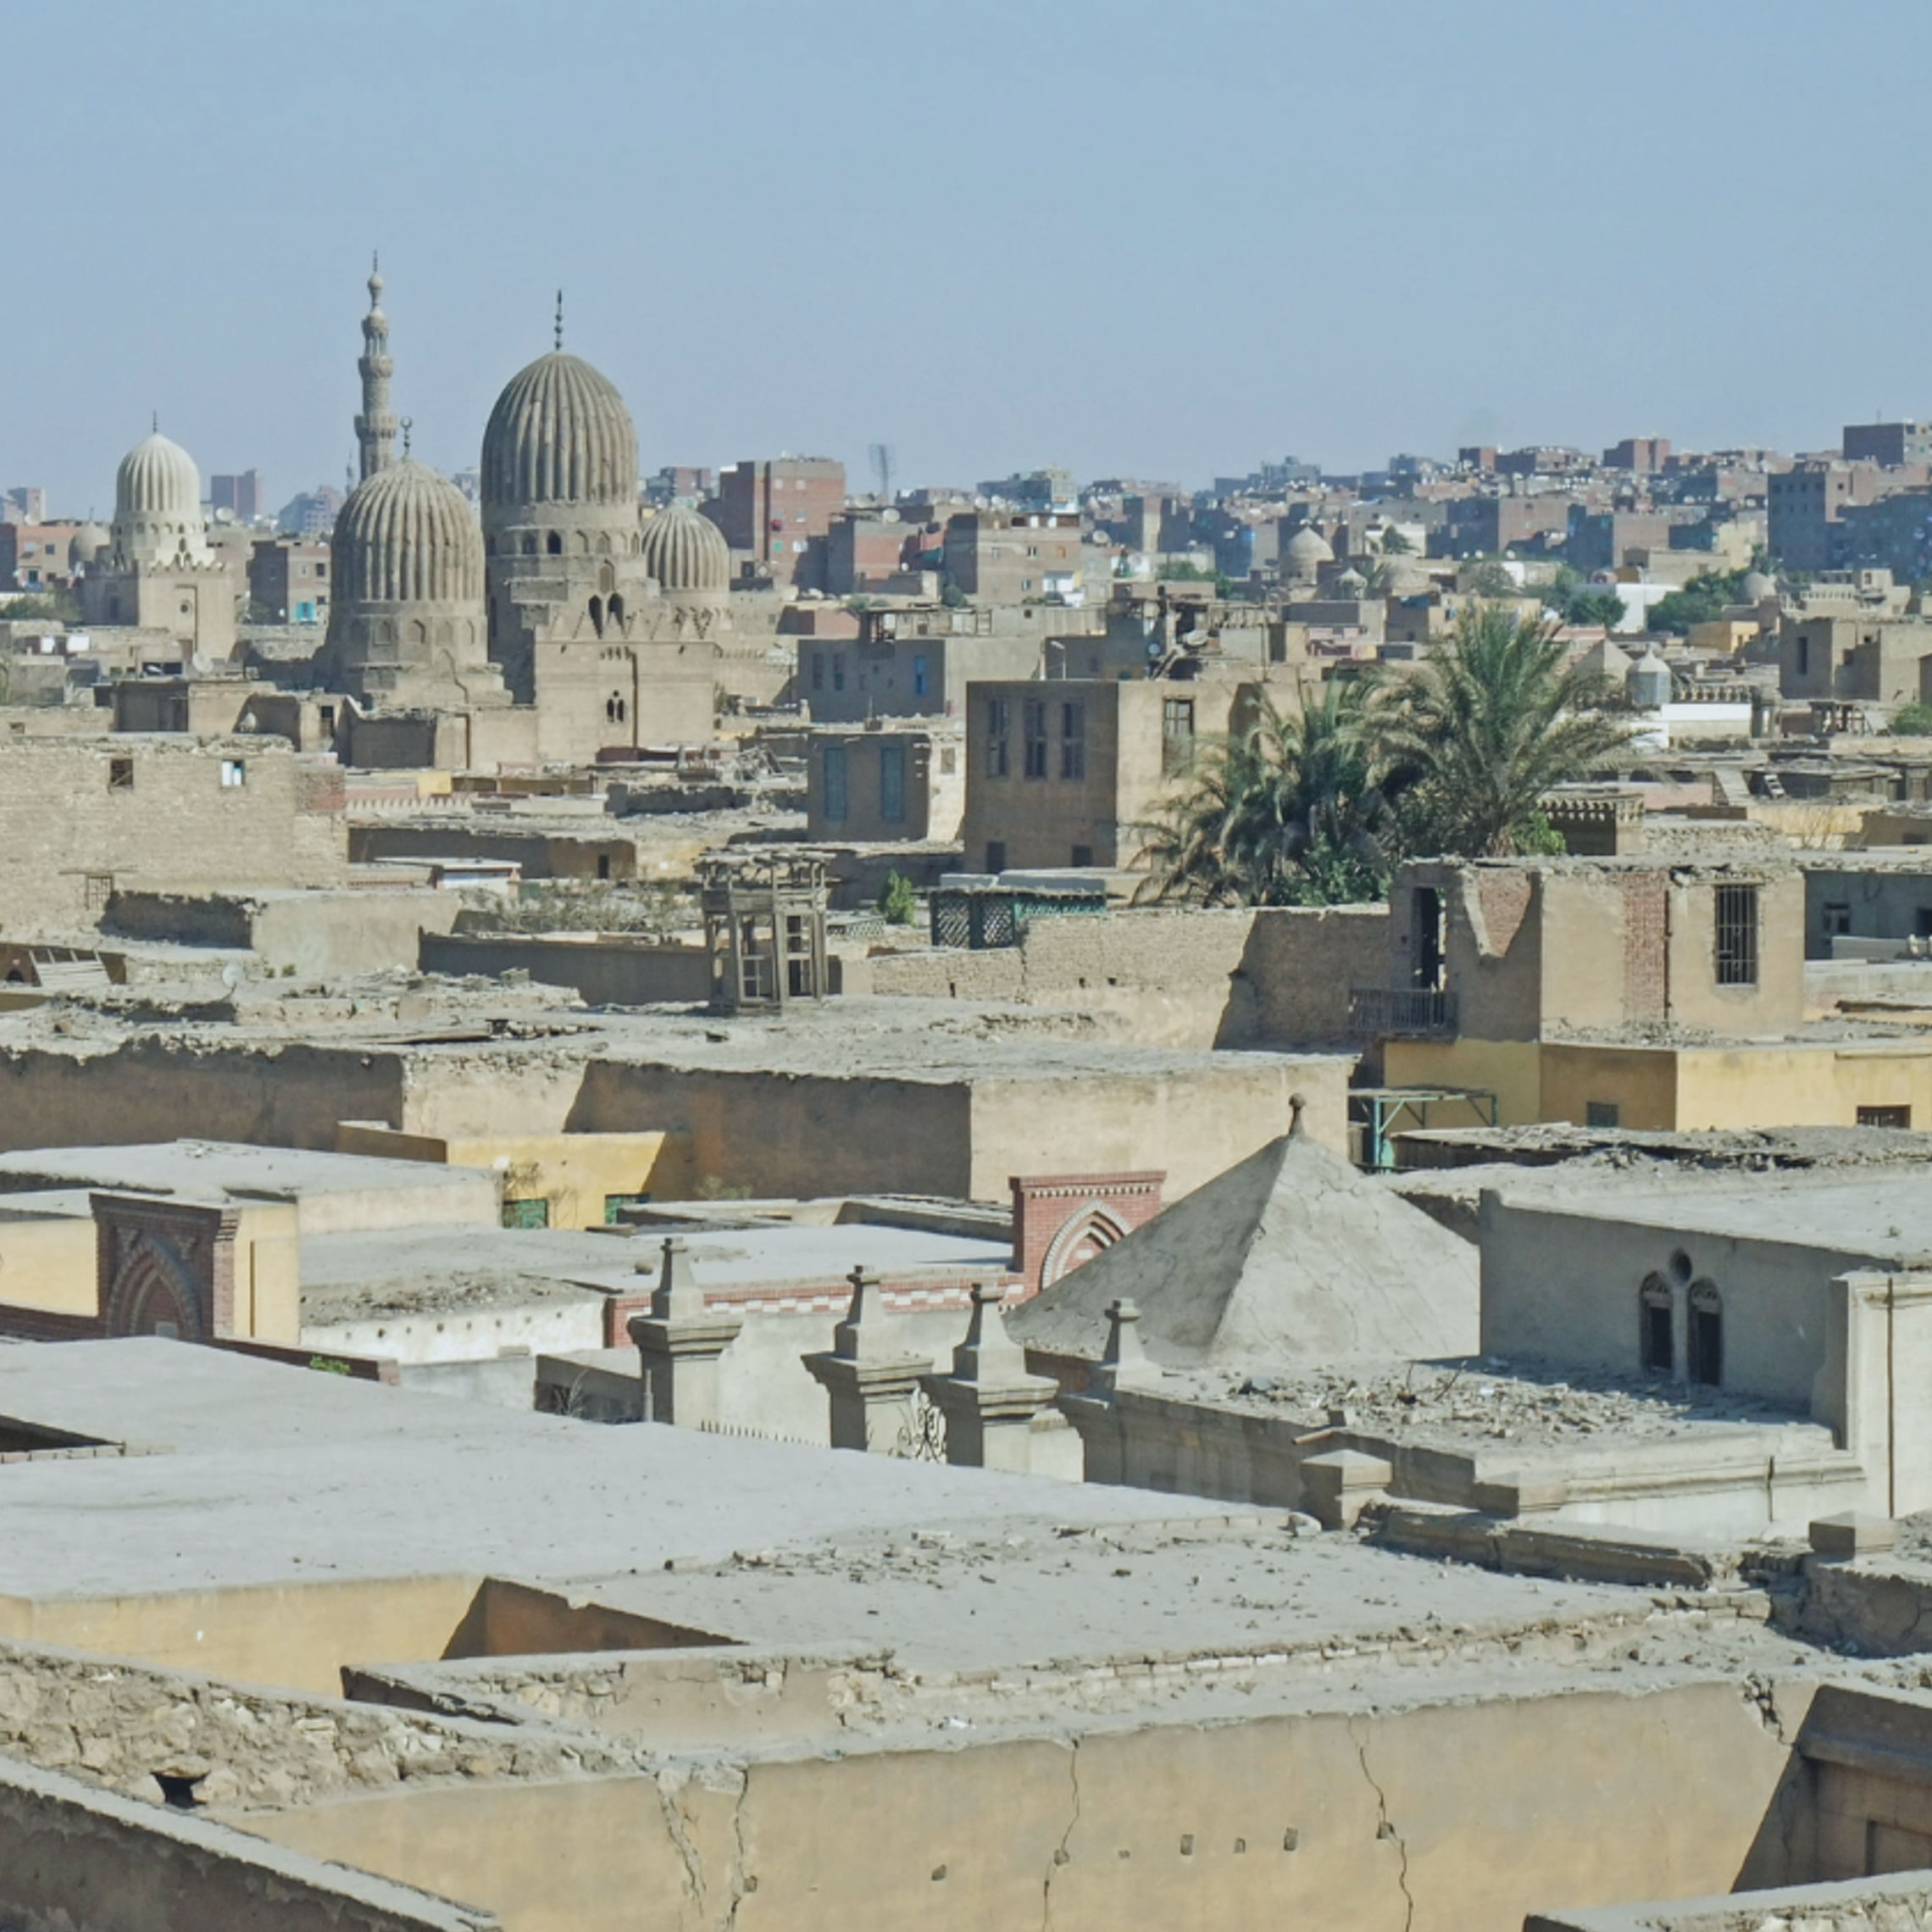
[
  {"left": 1626, "top": 648, "right": 1674, "bottom": 708},
  {"left": 1741, "top": 570, "right": 1775, "bottom": 602},
  {"left": 1285, "top": 525, "right": 1333, "bottom": 568},
  {"left": 641, "top": 503, "right": 730, "bottom": 593},
  {"left": 481, "top": 351, "right": 637, "bottom": 513},
  {"left": 1337, "top": 566, "right": 1367, "bottom": 593},
  {"left": 330, "top": 458, "right": 483, "bottom": 608},
  {"left": 69, "top": 521, "right": 111, "bottom": 567},
  {"left": 115, "top": 430, "right": 202, "bottom": 525}
]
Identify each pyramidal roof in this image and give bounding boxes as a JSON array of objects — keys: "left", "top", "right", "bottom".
[{"left": 1008, "top": 1123, "right": 1478, "bottom": 1368}]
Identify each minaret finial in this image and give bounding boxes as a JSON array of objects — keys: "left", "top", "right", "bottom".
[
  {"left": 401, "top": 417, "right": 413, "bottom": 458},
  {"left": 554, "top": 289, "right": 564, "bottom": 352},
  {"left": 151, "top": 410, "right": 158, "bottom": 435}
]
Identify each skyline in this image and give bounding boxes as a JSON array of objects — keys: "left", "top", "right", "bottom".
[{"left": 10, "top": 0, "right": 1932, "bottom": 511}]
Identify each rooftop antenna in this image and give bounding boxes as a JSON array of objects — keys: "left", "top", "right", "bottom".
[
  {"left": 554, "top": 290, "right": 564, "bottom": 353},
  {"left": 869, "top": 441, "right": 896, "bottom": 502}
]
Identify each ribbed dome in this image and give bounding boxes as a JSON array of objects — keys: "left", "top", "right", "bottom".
[
  {"left": 480, "top": 352, "right": 637, "bottom": 511},
  {"left": 1285, "top": 525, "right": 1333, "bottom": 567},
  {"left": 115, "top": 431, "right": 202, "bottom": 525},
  {"left": 69, "top": 522, "right": 111, "bottom": 567},
  {"left": 641, "top": 504, "right": 730, "bottom": 593},
  {"left": 331, "top": 458, "right": 483, "bottom": 607},
  {"left": 1741, "top": 570, "right": 1775, "bottom": 602}
]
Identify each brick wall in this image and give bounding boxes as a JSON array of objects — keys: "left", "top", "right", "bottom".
[
  {"left": 1623, "top": 871, "right": 1668, "bottom": 1024},
  {"left": 1010, "top": 1170, "right": 1165, "bottom": 1296}
]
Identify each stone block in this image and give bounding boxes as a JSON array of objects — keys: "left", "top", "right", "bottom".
[
  {"left": 1810, "top": 1512, "right": 1899, "bottom": 1561},
  {"left": 1299, "top": 1448, "right": 1392, "bottom": 1530}
]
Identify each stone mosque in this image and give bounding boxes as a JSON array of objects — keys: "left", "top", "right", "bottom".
[
  {"left": 75, "top": 264, "right": 724, "bottom": 760},
  {"left": 77, "top": 425, "right": 238, "bottom": 663},
  {"left": 316, "top": 269, "right": 713, "bottom": 757}
]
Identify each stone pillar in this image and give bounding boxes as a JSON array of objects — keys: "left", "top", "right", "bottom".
[
  {"left": 802, "top": 1266, "right": 933, "bottom": 1452},
  {"left": 626, "top": 1237, "right": 741, "bottom": 1429},
  {"left": 1059, "top": 1299, "right": 1164, "bottom": 1487},
  {"left": 920, "top": 1283, "right": 1061, "bottom": 1473}
]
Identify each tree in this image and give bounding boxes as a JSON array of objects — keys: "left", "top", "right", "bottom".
[
  {"left": 1377, "top": 604, "right": 1629, "bottom": 858},
  {"left": 1140, "top": 680, "right": 1397, "bottom": 907},
  {"left": 1648, "top": 569, "right": 1747, "bottom": 636},
  {"left": 1891, "top": 702, "right": 1932, "bottom": 737},
  {"left": 1379, "top": 525, "right": 1413, "bottom": 555},
  {"left": 875, "top": 869, "right": 918, "bottom": 924},
  {"left": 1465, "top": 558, "right": 1517, "bottom": 598}
]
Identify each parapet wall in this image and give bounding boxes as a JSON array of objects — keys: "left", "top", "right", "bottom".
[{"left": 0, "top": 1755, "right": 499, "bottom": 1932}]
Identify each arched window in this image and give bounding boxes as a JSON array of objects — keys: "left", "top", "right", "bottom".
[
  {"left": 485, "top": 535, "right": 496, "bottom": 555},
  {"left": 608, "top": 593, "right": 625, "bottom": 628},
  {"left": 1640, "top": 1274, "right": 1673, "bottom": 1374},
  {"left": 616, "top": 695, "right": 627, "bottom": 723},
  {"left": 522, "top": 535, "right": 537, "bottom": 556},
  {"left": 605, "top": 694, "right": 618, "bottom": 722},
  {"left": 588, "top": 595, "right": 603, "bottom": 638},
  {"left": 546, "top": 531, "right": 562, "bottom": 555},
  {"left": 597, "top": 533, "right": 611, "bottom": 555},
  {"left": 1689, "top": 1280, "right": 1723, "bottom": 1387}
]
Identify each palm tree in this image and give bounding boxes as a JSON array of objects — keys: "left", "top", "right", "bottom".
[
  {"left": 1140, "top": 679, "right": 1397, "bottom": 906},
  {"left": 1377, "top": 603, "right": 1628, "bottom": 858}
]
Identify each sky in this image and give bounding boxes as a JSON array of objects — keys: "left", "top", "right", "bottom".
[{"left": 11, "top": 0, "right": 1932, "bottom": 515}]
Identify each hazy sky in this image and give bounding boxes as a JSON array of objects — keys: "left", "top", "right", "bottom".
[{"left": 12, "top": 0, "right": 1930, "bottom": 514}]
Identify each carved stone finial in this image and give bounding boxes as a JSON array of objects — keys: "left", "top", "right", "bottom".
[
  {"left": 554, "top": 288, "right": 564, "bottom": 353},
  {"left": 1289, "top": 1091, "right": 1307, "bottom": 1137}
]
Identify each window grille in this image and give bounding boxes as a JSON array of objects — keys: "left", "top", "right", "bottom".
[{"left": 1714, "top": 883, "right": 1758, "bottom": 986}]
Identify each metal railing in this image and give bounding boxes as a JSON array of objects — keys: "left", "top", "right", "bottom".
[{"left": 1346, "top": 986, "right": 1458, "bottom": 1039}]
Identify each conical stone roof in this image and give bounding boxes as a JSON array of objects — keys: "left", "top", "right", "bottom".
[{"left": 1008, "top": 1124, "right": 1479, "bottom": 1368}]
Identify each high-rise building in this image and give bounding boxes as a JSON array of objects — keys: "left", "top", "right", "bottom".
[{"left": 209, "top": 471, "right": 261, "bottom": 520}]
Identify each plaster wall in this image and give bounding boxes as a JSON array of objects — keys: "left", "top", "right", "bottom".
[
  {"left": 243, "top": 1679, "right": 1813, "bottom": 1932},
  {"left": 1477, "top": 1194, "right": 1882, "bottom": 1414},
  {"left": 965, "top": 1054, "right": 1346, "bottom": 1201},
  {"left": 0, "top": 1214, "right": 99, "bottom": 1313},
  {"left": 418, "top": 933, "right": 710, "bottom": 1007},
  {"left": 107, "top": 889, "right": 463, "bottom": 978},
  {"left": 335, "top": 1124, "right": 694, "bottom": 1224}
]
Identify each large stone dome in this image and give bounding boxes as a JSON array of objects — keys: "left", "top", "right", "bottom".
[
  {"left": 481, "top": 352, "right": 637, "bottom": 514},
  {"left": 641, "top": 504, "right": 730, "bottom": 594},
  {"left": 111, "top": 430, "right": 212, "bottom": 567},
  {"left": 331, "top": 458, "right": 484, "bottom": 608}
]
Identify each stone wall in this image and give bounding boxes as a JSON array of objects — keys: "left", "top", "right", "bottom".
[
  {"left": 419, "top": 933, "right": 709, "bottom": 1006},
  {"left": 0, "top": 736, "right": 347, "bottom": 932},
  {"left": 869, "top": 905, "right": 1388, "bottom": 1051}
]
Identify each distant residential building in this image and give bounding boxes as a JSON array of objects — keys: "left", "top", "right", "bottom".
[
  {"left": 823, "top": 512, "right": 914, "bottom": 596},
  {"left": 644, "top": 465, "right": 716, "bottom": 508},
  {"left": 805, "top": 723, "right": 964, "bottom": 844},
  {"left": 1837, "top": 490, "right": 1932, "bottom": 586},
  {"left": 0, "top": 521, "right": 81, "bottom": 590},
  {"left": 943, "top": 509, "right": 1084, "bottom": 604},
  {"left": 1566, "top": 509, "right": 1681, "bottom": 574},
  {"left": 711, "top": 457, "right": 844, "bottom": 586},
  {"left": 1443, "top": 494, "right": 1572, "bottom": 558},
  {"left": 1, "top": 487, "right": 47, "bottom": 524},
  {"left": 1602, "top": 437, "right": 1671, "bottom": 474},
  {"left": 961, "top": 674, "right": 1252, "bottom": 872},
  {"left": 248, "top": 536, "right": 330, "bottom": 625},
  {"left": 1843, "top": 422, "right": 1932, "bottom": 468},
  {"left": 1495, "top": 447, "right": 1590, "bottom": 479},
  {"left": 276, "top": 485, "right": 344, "bottom": 538},
  {"left": 209, "top": 471, "right": 262, "bottom": 521},
  {"left": 799, "top": 602, "right": 1067, "bottom": 724},
  {"left": 977, "top": 469, "right": 1075, "bottom": 511},
  {"left": 1768, "top": 461, "right": 1929, "bottom": 573}
]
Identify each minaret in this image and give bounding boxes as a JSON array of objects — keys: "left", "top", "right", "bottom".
[{"left": 354, "top": 254, "right": 397, "bottom": 481}]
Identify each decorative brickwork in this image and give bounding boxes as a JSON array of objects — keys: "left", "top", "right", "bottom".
[
  {"left": 93, "top": 1196, "right": 242, "bottom": 1341},
  {"left": 1474, "top": 869, "right": 1534, "bottom": 957},
  {"left": 1623, "top": 870, "right": 1669, "bottom": 1024},
  {"left": 1009, "top": 1171, "right": 1165, "bottom": 1299}
]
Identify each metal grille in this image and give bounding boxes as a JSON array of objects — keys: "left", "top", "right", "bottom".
[
  {"left": 1346, "top": 986, "right": 1458, "bottom": 1038},
  {"left": 1714, "top": 883, "right": 1758, "bottom": 986}
]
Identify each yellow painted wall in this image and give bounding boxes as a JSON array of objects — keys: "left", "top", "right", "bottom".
[
  {"left": 232, "top": 1202, "right": 301, "bottom": 1342},
  {"left": 335, "top": 1124, "right": 695, "bottom": 1224},
  {"left": 1382, "top": 1037, "right": 1543, "bottom": 1126},
  {"left": 0, "top": 1216, "right": 99, "bottom": 1314},
  {"left": 1397, "top": 1033, "right": 1932, "bottom": 1135},
  {"left": 1537, "top": 1043, "right": 1680, "bottom": 1131}
]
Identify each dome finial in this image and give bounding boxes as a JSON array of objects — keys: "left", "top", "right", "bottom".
[
  {"left": 151, "top": 409, "right": 158, "bottom": 435},
  {"left": 554, "top": 289, "right": 564, "bottom": 353},
  {"left": 401, "top": 417, "right": 413, "bottom": 458}
]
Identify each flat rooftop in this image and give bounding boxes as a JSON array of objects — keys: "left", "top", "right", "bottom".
[{"left": 0, "top": 1140, "right": 488, "bottom": 1208}]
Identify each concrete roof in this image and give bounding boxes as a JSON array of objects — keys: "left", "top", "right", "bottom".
[
  {"left": 0, "top": 1141, "right": 486, "bottom": 1208},
  {"left": 1487, "top": 1169, "right": 1932, "bottom": 1266},
  {"left": 0, "top": 1341, "right": 1224, "bottom": 1607}
]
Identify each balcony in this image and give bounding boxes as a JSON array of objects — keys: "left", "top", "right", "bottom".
[{"left": 1346, "top": 986, "right": 1458, "bottom": 1040}]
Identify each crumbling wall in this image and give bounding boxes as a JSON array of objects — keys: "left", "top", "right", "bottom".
[{"left": 246, "top": 1679, "right": 1814, "bottom": 1932}]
